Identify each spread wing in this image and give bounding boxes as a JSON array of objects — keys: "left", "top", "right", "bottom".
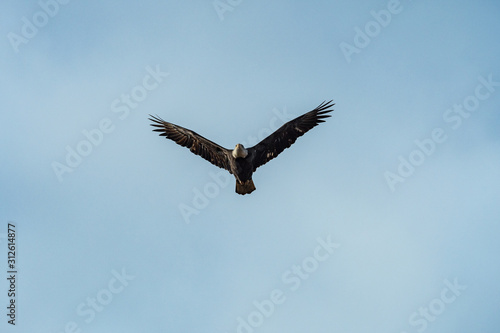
[
  {"left": 249, "top": 100, "right": 334, "bottom": 170},
  {"left": 149, "top": 115, "right": 232, "bottom": 172}
]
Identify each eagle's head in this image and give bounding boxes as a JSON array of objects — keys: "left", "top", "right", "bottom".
[{"left": 232, "top": 143, "right": 248, "bottom": 159}]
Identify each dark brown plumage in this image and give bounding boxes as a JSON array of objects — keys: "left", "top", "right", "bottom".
[
  {"left": 149, "top": 100, "right": 334, "bottom": 194},
  {"left": 149, "top": 117, "right": 232, "bottom": 170},
  {"left": 250, "top": 100, "right": 334, "bottom": 171}
]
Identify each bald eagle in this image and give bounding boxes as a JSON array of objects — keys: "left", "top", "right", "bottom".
[{"left": 149, "top": 100, "right": 334, "bottom": 195}]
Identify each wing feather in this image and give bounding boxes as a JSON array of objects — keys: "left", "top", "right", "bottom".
[
  {"left": 149, "top": 115, "right": 232, "bottom": 172},
  {"left": 249, "top": 100, "right": 334, "bottom": 170}
]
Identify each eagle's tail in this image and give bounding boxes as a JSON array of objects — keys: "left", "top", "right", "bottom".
[{"left": 236, "top": 179, "right": 256, "bottom": 195}]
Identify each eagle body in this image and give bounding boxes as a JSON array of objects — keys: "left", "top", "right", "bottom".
[
  {"left": 229, "top": 147, "right": 256, "bottom": 194},
  {"left": 150, "top": 100, "right": 334, "bottom": 195}
]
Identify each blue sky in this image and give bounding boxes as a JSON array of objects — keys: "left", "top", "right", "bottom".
[{"left": 1, "top": 0, "right": 500, "bottom": 332}]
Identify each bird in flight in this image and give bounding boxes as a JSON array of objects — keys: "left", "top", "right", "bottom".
[{"left": 149, "top": 100, "right": 334, "bottom": 195}]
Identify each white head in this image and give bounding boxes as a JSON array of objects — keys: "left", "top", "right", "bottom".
[{"left": 232, "top": 143, "right": 248, "bottom": 159}]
